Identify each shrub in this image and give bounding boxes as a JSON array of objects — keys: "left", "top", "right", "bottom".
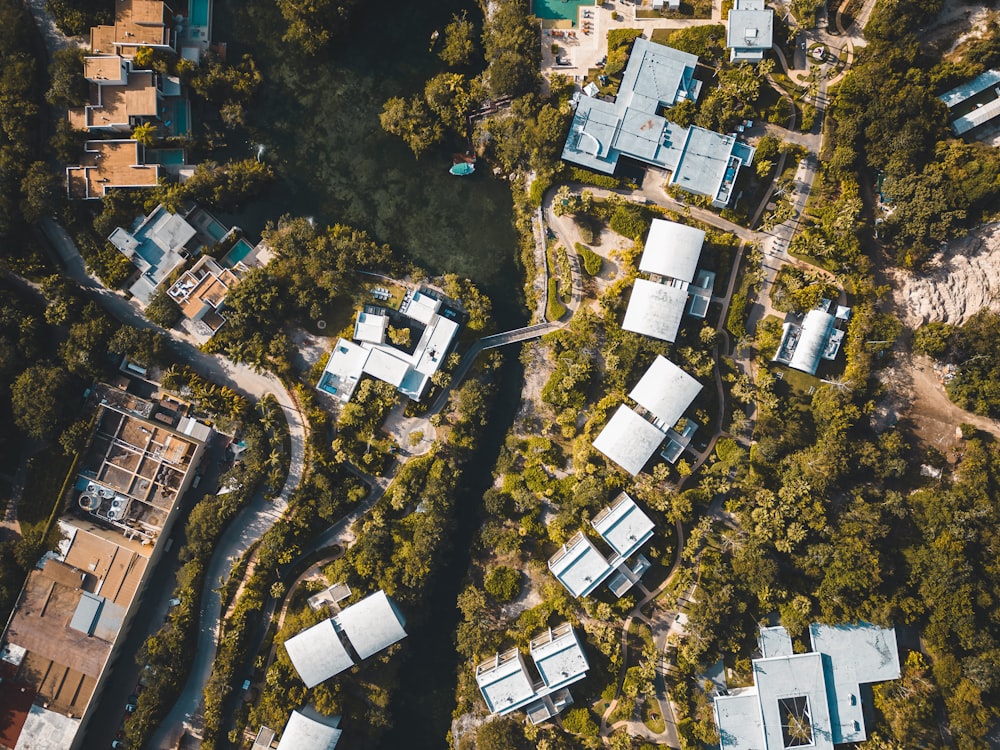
[
  {"left": 145, "top": 288, "right": 182, "bottom": 328},
  {"left": 609, "top": 204, "right": 648, "bottom": 240},
  {"left": 546, "top": 278, "right": 567, "bottom": 320},
  {"left": 484, "top": 566, "right": 522, "bottom": 602},
  {"left": 562, "top": 707, "right": 600, "bottom": 736},
  {"left": 576, "top": 243, "right": 603, "bottom": 275},
  {"left": 568, "top": 167, "right": 621, "bottom": 190},
  {"left": 607, "top": 28, "right": 643, "bottom": 52}
]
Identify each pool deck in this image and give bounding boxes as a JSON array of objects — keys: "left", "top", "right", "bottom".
[{"left": 540, "top": 0, "right": 722, "bottom": 90}]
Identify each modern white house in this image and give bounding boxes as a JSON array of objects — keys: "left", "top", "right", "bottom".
[
  {"left": 548, "top": 493, "right": 655, "bottom": 598},
  {"left": 622, "top": 219, "right": 710, "bottom": 343},
  {"left": 317, "top": 290, "right": 460, "bottom": 403},
  {"left": 284, "top": 590, "right": 407, "bottom": 688},
  {"left": 713, "top": 623, "right": 901, "bottom": 750},
  {"left": 593, "top": 356, "right": 703, "bottom": 474},
  {"left": 562, "top": 38, "right": 755, "bottom": 207},
  {"left": 476, "top": 624, "right": 589, "bottom": 724},
  {"left": 274, "top": 711, "right": 342, "bottom": 750},
  {"left": 772, "top": 303, "right": 850, "bottom": 376},
  {"left": 727, "top": 0, "right": 774, "bottom": 63}
]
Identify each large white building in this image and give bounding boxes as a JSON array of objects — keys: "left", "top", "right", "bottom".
[
  {"left": 593, "top": 356, "right": 703, "bottom": 475},
  {"left": 317, "top": 290, "right": 459, "bottom": 403},
  {"left": 562, "top": 38, "right": 755, "bottom": 207},
  {"left": 714, "top": 623, "right": 901, "bottom": 750},
  {"left": 727, "top": 0, "right": 774, "bottom": 63},
  {"left": 772, "top": 304, "right": 849, "bottom": 376},
  {"left": 284, "top": 590, "right": 407, "bottom": 688},
  {"left": 548, "top": 493, "right": 655, "bottom": 598},
  {"left": 476, "top": 624, "right": 589, "bottom": 724}
]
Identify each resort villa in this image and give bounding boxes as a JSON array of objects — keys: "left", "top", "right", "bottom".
[
  {"left": 622, "top": 219, "right": 714, "bottom": 343},
  {"left": 254, "top": 711, "right": 344, "bottom": 750},
  {"left": 593, "top": 354, "right": 703, "bottom": 475},
  {"left": 562, "top": 38, "right": 756, "bottom": 207},
  {"left": 317, "top": 289, "right": 460, "bottom": 403},
  {"left": 548, "top": 493, "right": 655, "bottom": 598},
  {"left": 476, "top": 623, "right": 590, "bottom": 725},
  {"left": 284, "top": 590, "right": 407, "bottom": 689},
  {"left": 66, "top": 139, "right": 161, "bottom": 200},
  {"left": 713, "top": 623, "right": 901, "bottom": 750},
  {"left": 772, "top": 300, "right": 850, "bottom": 376},
  {"left": 727, "top": 0, "right": 774, "bottom": 63},
  {"left": 0, "top": 386, "right": 209, "bottom": 750}
]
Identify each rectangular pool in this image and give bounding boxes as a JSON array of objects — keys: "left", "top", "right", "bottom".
[
  {"left": 533, "top": 0, "right": 594, "bottom": 21},
  {"left": 146, "top": 148, "right": 186, "bottom": 165},
  {"left": 222, "top": 238, "right": 254, "bottom": 267},
  {"left": 189, "top": 0, "right": 211, "bottom": 27}
]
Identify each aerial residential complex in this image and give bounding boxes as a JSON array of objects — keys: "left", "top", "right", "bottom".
[
  {"left": 727, "top": 0, "right": 775, "bottom": 63},
  {"left": 562, "top": 38, "right": 756, "bottom": 207},
  {"left": 0, "top": 386, "right": 210, "bottom": 750},
  {"left": 284, "top": 590, "right": 407, "bottom": 689},
  {"left": 713, "top": 623, "right": 901, "bottom": 750},
  {"left": 317, "top": 289, "right": 460, "bottom": 403},
  {"left": 548, "top": 493, "right": 655, "bottom": 598},
  {"left": 772, "top": 300, "right": 850, "bottom": 376},
  {"left": 253, "top": 711, "right": 344, "bottom": 750},
  {"left": 476, "top": 623, "right": 590, "bottom": 724},
  {"left": 66, "top": 0, "right": 210, "bottom": 198}
]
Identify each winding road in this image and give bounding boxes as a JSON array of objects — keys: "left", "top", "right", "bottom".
[{"left": 35, "top": 219, "right": 308, "bottom": 747}]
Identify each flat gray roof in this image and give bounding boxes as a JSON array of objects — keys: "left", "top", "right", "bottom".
[
  {"left": 591, "top": 493, "right": 655, "bottom": 559},
  {"left": 476, "top": 649, "right": 537, "bottom": 714},
  {"left": 276, "top": 710, "right": 342, "bottom": 750},
  {"left": 939, "top": 68, "right": 1000, "bottom": 108},
  {"left": 622, "top": 279, "right": 690, "bottom": 343},
  {"left": 715, "top": 690, "right": 764, "bottom": 750},
  {"left": 670, "top": 127, "right": 740, "bottom": 203},
  {"left": 639, "top": 219, "right": 705, "bottom": 283},
  {"left": 952, "top": 95, "right": 1000, "bottom": 134},
  {"left": 530, "top": 625, "right": 590, "bottom": 691},
  {"left": 593, "top": 405, "right": 667, "bottom": 476},
  {"left": 758, "top": 625, "right": 793, "bottom": 658},
  {"left": 757, "top": 652, "right": 835, "bottom": 750},
  {"left": 809, "top": 623, "right": 900, "bottom": 744},
  {"left": 629, "top": 355, "right": 702, "bottom": 429},
  {"left": 335, "top": 590, "right": 407, "bottom": 660},
  {"left": 548, "top": 531, "right": 613, "bottom": 598},
  {"left": 284, "top": 619, "right": 354, "bottom": 688},
  {"left": 727, "top": 0, "right": 774, "bottom": 59}
]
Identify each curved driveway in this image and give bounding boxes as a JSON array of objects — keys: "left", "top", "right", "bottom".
[{"left": 37, "top": 219, "right": 306, "bottom": 747}]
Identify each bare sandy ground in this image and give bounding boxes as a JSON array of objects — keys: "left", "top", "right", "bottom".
[{"left": 890, "top": 223, "right": 1000, "bottom": 328}]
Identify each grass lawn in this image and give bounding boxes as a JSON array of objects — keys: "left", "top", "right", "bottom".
[
  {"left": 643, "top": 695, "right": 666, "bottom": 733},
  {"left": 637, "top": 0, "right": 712, "bottom": 19},
  {"left": 20, "top": 446, "right": 75, "bottom": 528}
]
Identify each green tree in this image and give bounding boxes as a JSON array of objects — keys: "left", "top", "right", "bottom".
[
  {"left": 20, "top": 162, "right": 59, "bottom": 224},
  {"left": 46, "top": 47, "right": 87, "bottom": 108},
  {"left": 145, "top": 288, "right": 182, "bottom": 328},
  {"left": 439, "top": 11, "right": 477, "bottom": 67},
  {"left": 475, "top": 717, "right": 528, "bottom": 750},
  {"left": 483, "top": 566, "right": 520, "bottom": 602},
  {"left": 379, "top": 96, "right": 443, "bottom": 158},
  {"left": 11, "top": 364, "right": 70, "bottom": 439},
  {"left": 131, "top": 122, "right": 157, "bottom": 147}
]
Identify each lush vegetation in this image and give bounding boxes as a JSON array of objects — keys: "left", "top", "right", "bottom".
[{"left": 914, "top": 311, "right": 1000, "bottom": 418}]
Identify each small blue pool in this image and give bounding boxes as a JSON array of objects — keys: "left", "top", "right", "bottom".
[
  {"left": 147, "top": 148, "right": 186, "bottom": 165},
  {"left": 222, "top": 238, "right": 254, "bottom": 267},
  {"left": 533, "top": 0, "right": 594, "bottom": 21}
]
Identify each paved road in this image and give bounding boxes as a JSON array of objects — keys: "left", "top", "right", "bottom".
[{"left": 36, "top": 219, "right": 307, "bottom": 747}]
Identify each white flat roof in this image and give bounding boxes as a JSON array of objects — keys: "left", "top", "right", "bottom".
[
  {"left": 317, "top": 339, "right": 369, "bottom": 402},
  {"left": 405, "top": 290, "right": 441, "bottom": 325},
  {"left": 622, "top": 279, "right": 689, "bottom": 343},
  {"left": 530, "top": 626, "right": 589, "bottom": 690},
  {"left": 758, "top": 625, "right": 793, "bottom": 658},
  {"left": 335, "top": 590, "right": 407, "bottom": 660},
  {"left": 363, "top": 346, "right": 410, "bottom": 387},
  {"left": 790, "top": 310, "right": 835, "bottom": 374},
  {"left": 809, "top": 623, "right": 900, "bottom": 744},
  {"left": 756, "top": 652, "right": 834, "bottom": 750},
  {"left": 639, "top": 219, "right": 705, "bottom": 283},
  {"left": 592, "top": 493, "right": 655, "bottom": 559},
  {"left": 714, "top": 690, "right": 764, "bottom": 750},
  {"left": 939, "top": 68, "right": 1000, "bottom": 108},
  {"left": 284, "top": 619, "right": 354, "bottom": 688},
  {"left": 414, "top": 316, "right": 459, "bottom": 376},
  {"left": 14, "top": 705, "right": 81, "bottom": 750},
  {"left": 476, "top": 649, "right": 537, "bottom": 714},
  {"left": 276, "top": 711, "right": 342, "bottom": 750},
  {"left": 354, "top": 311, "right": 388, "bottom": 343},
  {"left": 629, "top": 355, "right": 702, "bottom": 429},
  {"left": 593, "top": 405, "right": 667, "bottom": 476},
  {"left": 547, "top": 531, "right": 613, "bottom": 598}
]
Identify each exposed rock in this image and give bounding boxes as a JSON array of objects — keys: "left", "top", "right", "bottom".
[{"left": 891, "top": 223, "right": 1000, "bottom": 328}]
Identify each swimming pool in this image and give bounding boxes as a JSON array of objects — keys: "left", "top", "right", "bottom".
[
  {"left": 189, "top": 0, "right": 210, "bottom": 28},
  {"left": 222, "top": 238, "right": 254, "bottom": 267},
  {"left": 533, "top": 0, "right": 594, "bottom": 21},
  {"left": 147, "top": 148, "right": 186, "bottom": 165}
]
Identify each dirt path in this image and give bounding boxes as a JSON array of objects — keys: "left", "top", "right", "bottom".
[{"left": 888, "top": 353, "right": 1000, "bottom": 451}]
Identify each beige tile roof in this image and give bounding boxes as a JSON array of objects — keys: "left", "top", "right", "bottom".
[{"left": 67, "top": 140, "right": 159, "bottom": 199}]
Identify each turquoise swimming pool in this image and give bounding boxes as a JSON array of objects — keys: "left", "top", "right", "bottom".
[
  {"left": 189, "top": 0, "right": 210, "bottom": 27},
  {"left": 222, "top": 238, "right": 254, "bottom": 267},
  {"left": 147, "top": 148, "right": 186, "bottom": 165},
  {"left": 533, "top": 0, "right": 594, "bottom": 21}
]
